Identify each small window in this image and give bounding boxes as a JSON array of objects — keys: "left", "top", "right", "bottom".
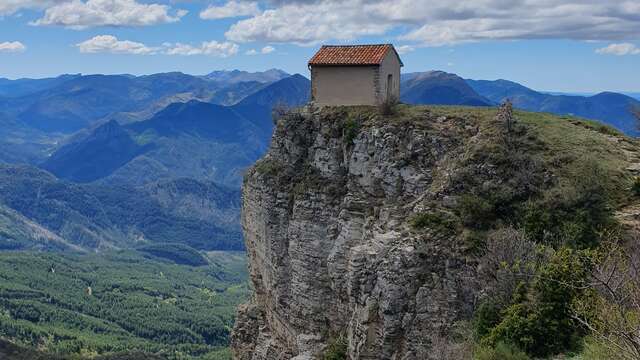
[{"left": 386, "top": 74, "right": 393, "bottom": 99}]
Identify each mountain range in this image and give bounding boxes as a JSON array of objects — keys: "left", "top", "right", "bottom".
[
  {"left": 0, "top": 70, "right": 310, "bottom": 253},
  {"left": 0, "top": 67, "right": 638, "bottom": 254},
  {"left": 41, "top": 74, "right": 311, "bottom": 188},
  {"left": 466, "top": 78, "right": 640, "bottom": 135}
]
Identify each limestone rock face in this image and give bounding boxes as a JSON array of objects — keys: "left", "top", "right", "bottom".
[{"left": 232, "top": 106, "right": 479, "bottom": 359}]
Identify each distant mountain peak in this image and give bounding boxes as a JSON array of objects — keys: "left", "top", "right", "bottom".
[
  {"left": 401, "top": 70, "right": 492, "bottom": 107},
  {"left": 203, "top": 69, "right": 290, "bottom": 84}
]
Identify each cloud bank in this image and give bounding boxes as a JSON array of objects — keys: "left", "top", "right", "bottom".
[
  {"left": 223, "top": 0, "right": 640, "bottom": 46},
  {"left": 33, "top": 0, "right": 186, "bottom": 29},
  {"left": 76, "top": 35, "right": 239, "bottom": 57}
]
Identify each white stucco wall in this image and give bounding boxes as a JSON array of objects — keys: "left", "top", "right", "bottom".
[
  {"left": 311, "top": 66, "right": 378, "bottom": 106},
  {"left": 378, "top": 50, "right": 402, "bottom": 102}
]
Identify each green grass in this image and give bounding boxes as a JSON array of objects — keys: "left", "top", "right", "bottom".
[{"left": 0, "top": 250, "right": 249, "bottom": 359}]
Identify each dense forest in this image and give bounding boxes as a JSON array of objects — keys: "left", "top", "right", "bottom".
[{"left": 0, "top": 250, "right": 249, "bottom": 359}]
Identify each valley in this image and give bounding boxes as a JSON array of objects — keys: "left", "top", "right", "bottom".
[
  {"left": 0, "top": 250, "right": 249, "bottom": 359},
  {"left": 0, "top": 68, "right": 638, "bottom": 359}
]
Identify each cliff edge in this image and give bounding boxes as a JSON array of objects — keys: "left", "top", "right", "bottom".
[{"left": 232, "top": 104, "right": 639, "bottom": 359}]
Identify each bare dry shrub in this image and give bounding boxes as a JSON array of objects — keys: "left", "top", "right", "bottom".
[
  {"left": 479, "top": 227, "right": 547, "bottom": 306},
  {"left": 571, "top": 231, "right": 640, "bottom": 360},
  {"left": 496, "top": 99, "right": 515, "bottom": 133},
  {"left": 378, "top": 95, "right": 399, "bottom": 116}
]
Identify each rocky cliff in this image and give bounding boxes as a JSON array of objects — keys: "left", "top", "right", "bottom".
[
  {"left": 231, "top": 104, "right": 639, "bottom": 359},
  {"left": 232, "top": 105, "right": 485, "bottom": 359}
]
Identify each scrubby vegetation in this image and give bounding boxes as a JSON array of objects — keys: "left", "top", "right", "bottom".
[
  {"left": 401, "top": 104, "right": 640, "bottom": 359},
  {"left": 322, "top": 336, "right": 348, "bottom": 360},
  {"left": 0, "top": 251, "right": 249, "bottom": 359}
]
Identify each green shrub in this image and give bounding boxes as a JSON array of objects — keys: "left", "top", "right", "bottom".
[
  {"left": 473, "top": 300, "right": 501, "bottom": 340},
  {"left": 410, "top": 211, "right": 459, "bottom": 234},
  {"left": 343, "top": 118, "right": 360, "bottom": 145},
  {"left": 457, "top": 194, "right": 495, "bottom": 230},
  {"left": 323, "top": 336, "right": 347, "bottom": 360},
  {"left": 521, "top": 174, "right": 613, "bottom": 249},
  {"left": 475, "top": 342, "right": 530, "bottom": 360},
  {"left": 632, "top": 177, "right": 640, "bottom": 196},
  {"left": 483, "top": 248, "right": 593, "bottom": 357},
  {"left": 254, "top": 159, "right": 282, "bottom": 177}
]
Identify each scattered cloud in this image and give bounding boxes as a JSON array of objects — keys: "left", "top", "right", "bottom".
[
  {"left": 200, "top": 1, "right": 260, "bottom": 20},
  {"left": 261, "top": 45, "right": 275, "bottom": 54},
  {"left": 0, "top": 41, "right": 26, "bottom": 53},
  {"left": 76, "top": 35, "right": 239, "bottom": 57},
  {"left": 395, "top": 45, "right": 414, "bottom": 54},
  {"left": 0, "top": 0, "right": 64, "bottom": 16},
  {"left": 164, "top": 41, "right": 239, "bottom": 57},
  {"left": 245, "top": 45, "right": 276, "bottom": 55},
  {"left": 32, "top": 0, "right": 186, "bottom": 29},
  {"left": 76, "top": 35, "right": 156, "bottom": 54},
  {"left": 596, "top": 43, "right": 640, "bottom": 56},
  {"left": 224, "top": 0, "right": 640, "bottom": 46}
]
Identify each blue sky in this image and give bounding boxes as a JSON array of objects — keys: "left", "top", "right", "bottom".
[{"left": 1, "top": 0, "right": 639, "bottom": 93}]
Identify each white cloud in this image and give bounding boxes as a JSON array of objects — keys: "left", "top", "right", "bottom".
[
  {"left": 395, "top": 45, "right": 414, "bottom": 54},
  {"left": 200, "top": 1, "right": 260, "bottom": 20},
  {"left": 245, "top": 45, "right": 276, "bottom": 55},
  {"left": 226, "top": 1, "right": 389, "bottom": 45},
  {"left": 224, "top": 0, "right": 640, "bottom": 46},
  {"left": 33, "top": 0, "right": 186, "bottom": 29},
  {"left": 76, "top": 35, "right": 156, "bottom": 54},
  {"left": 0, "top": 0, "right": 65, "bottom": 16},
  {"left": 0, "top": 41, "right": 26, "bottom": 53},
  {"left": 596, "top": 43, "right": 640, "bottom": 56},
  {"left": 76, "top": 36, "right": 239, "bottom": 57},
  {"left": 164, "top": 41, "right": 239, "bottom": 57}
]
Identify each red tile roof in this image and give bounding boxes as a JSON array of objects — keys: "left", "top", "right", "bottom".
[{"left": 308, "top": 44, "right": 403, "bottom": 66}]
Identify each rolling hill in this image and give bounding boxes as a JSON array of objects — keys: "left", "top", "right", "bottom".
[{"left": 401, "top": 71, "right": 493, "bottom": 106}]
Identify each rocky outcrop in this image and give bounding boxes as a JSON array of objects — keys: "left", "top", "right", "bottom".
[{"left": 232, "top": 105, "right": 482, "bottom": 359}]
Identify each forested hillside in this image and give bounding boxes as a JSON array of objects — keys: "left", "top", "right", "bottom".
[
  {"left": 0, "top": 251, "right": 249, "bottom": 359},
  {"left": 0, "top": 164, "right": 241, "bottom": 252}
]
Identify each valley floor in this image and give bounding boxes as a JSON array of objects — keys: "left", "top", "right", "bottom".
[{"left": 0, "top": 250, "right": 249, "bottom": 359}]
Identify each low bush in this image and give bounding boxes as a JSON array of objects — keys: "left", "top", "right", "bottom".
[
  {"left": 343, "top": 118, "right": 360, "bottom": 145},
  {"left": 410, "top": 211, "right": 459, "bottom": 235},
  {"left": 323, "top": 336, "right": 347, "bottom": 360},
  {"left": 632, "top": 177, "right": 640, "bottom": 196},
  {"left": 457, "top": 195, "right": 495, "bottom": 230},
  {"left": 474, "top": 342, "right": 530, "bottom": 360},
  {"left": 377, "top": 95, "right": 399, "bottom": 116},
  {"left": 482, "top": 247, "right": 593, "bottom": 357}
]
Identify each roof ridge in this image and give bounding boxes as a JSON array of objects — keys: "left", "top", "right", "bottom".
[
  {"left": 320, "top": 44, "right": 392, "bottom": 47},
  {"left": 309, "top": 44, "right": 400, "bottom": 66}
]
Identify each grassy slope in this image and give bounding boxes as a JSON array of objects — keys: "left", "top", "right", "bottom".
[
  {"left": 0, "top": 251, "right": 249, "bottom": 359},
  {"left": 387, "top": 105, "right": 637, "bottom": 204}
]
